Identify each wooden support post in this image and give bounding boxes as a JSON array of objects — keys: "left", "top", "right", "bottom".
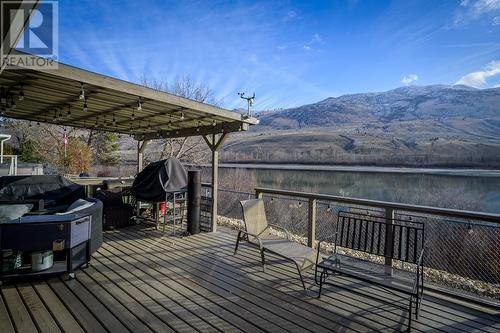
[
  {"left": 384, "top": 207, "right": 395, "bottom": 270},
  {"left": 308, "top": 198, "right": 317, "bottom": 248},
  {"left": 137, "top": 140, "right": 149, "bottom": 174},
  {"left": 211, "top": 147, "right": 219, "bottom": 232},
  {"left": 203, "top": 132, "right": 228, "bottom": 232}
]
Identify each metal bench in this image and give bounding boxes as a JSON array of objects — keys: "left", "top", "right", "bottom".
[
  {"left": 234, "top": 199, "right": 317, "bottom": 290},
  {"left": 315, "top": 211, "right": 425, "bottom": 330}
]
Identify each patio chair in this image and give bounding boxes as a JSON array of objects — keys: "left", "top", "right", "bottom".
[{"left": 234, "top": 198, "right": 317, "bottom": 290}]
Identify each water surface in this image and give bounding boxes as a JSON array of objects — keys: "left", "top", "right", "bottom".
[{"left": 199, "top": 165, "right": 500, "bottom": 214}]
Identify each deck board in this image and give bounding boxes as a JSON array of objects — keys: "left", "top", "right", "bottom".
[
  {"left": 0, "top": 287, "right": 15, "bottom": 333},
  {"left": 45, "top": 277, "right": 107, "bottom": 333},
  {"left": 1, "top": 224, "right": 499, "bottom": 333},
  {"left": 31, "top": 282, "right": 84, "bottom": 333},
  {"left": 112, "top": 227, "right": 373, "bottom": 332},
  {"left": 1, "top": 285, "right": 38, "bottom": 333},
  {"left": 96, "top": 247, "right": 251, "bottom": 332},
  {"left": 91, "top": 253, "right": 221, "bottom": 333},
  {"left": 103, "top": 232, "right": 301, "bottom": 332},
  {"left": 106, "top": 231, "right": 340, "bottom": 332},
  {"left": 17, "top": 283, "right": 62, "bottom": 333},
  {"left": 57, "top": 276, "right": 131, "bottom": 332}
]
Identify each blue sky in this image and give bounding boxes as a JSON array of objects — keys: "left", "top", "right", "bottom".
[{"left": 54, "top": 0, "right": 500, "bottom": 110}]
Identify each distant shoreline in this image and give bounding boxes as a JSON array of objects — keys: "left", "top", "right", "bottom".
[{"left": 189, "top": 163, "right": 500, "bottom": 177}]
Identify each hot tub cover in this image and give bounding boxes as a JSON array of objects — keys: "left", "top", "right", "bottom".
[
  {"left": 131, "top": 157, "right": 188, "bottom": 202},
  {"left": 0, "top": 175, "right": 84, "bottom": 209}
]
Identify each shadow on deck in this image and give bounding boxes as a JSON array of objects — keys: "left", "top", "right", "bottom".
[{"left": 1, "top": 224, "right": 499, "bottom": 332}]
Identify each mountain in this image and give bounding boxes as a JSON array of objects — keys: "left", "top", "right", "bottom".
[
  {"left": 257, "top": 85, "right": 500, "bottom": 129},
  {"left": 220, "top": 85, "right": 500, "bottom": 167}
]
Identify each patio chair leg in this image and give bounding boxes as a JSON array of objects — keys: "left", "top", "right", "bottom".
[
  {"left": 407, "top": 297, "right": 413, "bottom": 332},
  {"left": 314, "top": 262, "right": 328, "bottom": 285},
  {"left": 234, "top": 231, "right": 242, "bottom": 255},
  {"left": 415, "top": 296, "right": 421, "bottom": 319},
  {"left": 260, "top": 249, "right": 266, "bottom": 272},
  {"left": 317, "top": 269, "right": 326, "bottom": 298},
  {"left": 294, "top": 262, "right": 307, "bottom": 291}
]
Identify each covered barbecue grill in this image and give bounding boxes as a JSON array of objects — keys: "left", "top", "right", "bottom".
[
  {"left": 130, "top": 158, "right": 188, "bottom": 232},
  {"left": 130, "top": 158, "right": 188, "bottom": 202}
]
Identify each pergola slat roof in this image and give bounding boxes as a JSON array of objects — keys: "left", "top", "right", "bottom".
[{"left": 0, "top": 53, "right": 257, "bottom": 139}]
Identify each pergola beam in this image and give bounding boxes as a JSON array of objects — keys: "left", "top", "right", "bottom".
[
  {"left": 136, "top": 121, "right": 248, "bottom": 140},
  {"left": 1, "top": 61, "right": 258, "bottom": 137},
  {"left": 10, "top": 51, "right": 245, "bottom": 123}
]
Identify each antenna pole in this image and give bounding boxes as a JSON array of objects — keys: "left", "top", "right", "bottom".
[{"left": 238, "top": 92, "right": 255, "bottom": 117}]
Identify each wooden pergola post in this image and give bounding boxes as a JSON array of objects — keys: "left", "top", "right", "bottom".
[
  {"left": 203, "top": 132, "right": 228, "bottom": 232},
  {"left": 137, "top": 140, "right": 149, "bottom": 173}
]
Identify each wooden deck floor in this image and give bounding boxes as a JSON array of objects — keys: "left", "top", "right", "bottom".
[{"left": 1, "top": 224, "right": 499, "bottom": 333}]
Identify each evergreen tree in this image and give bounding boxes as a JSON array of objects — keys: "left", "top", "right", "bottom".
[{"left": 92, "top": 131, "right": 120, "bottom": 166}]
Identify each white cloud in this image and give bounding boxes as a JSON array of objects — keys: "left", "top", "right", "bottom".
[
  {"left": 311, "top": 33, "right": 324, "bottom": 44},
  {"left": 455, "top": 60, "right": 500, "bottom": 87},
  {"left": 283, "top": 10, "right": 298, "bottom": 22},
  {"left": 475, "top": 0, "right": 500, "bottom": 12},
  {"left": 493, "top": 15, "right": 500, "bottom": 24},
  {"left": 455, "top": 0, "right": 500, "bottom": 25},
  {"left": 493, "top": 84, "right": 500, "bottom": 87},
  {"left": 401, "top": 74, "right": 419, "bottom": 85},
  {"left": 300, "top": 33, "right": 325, "bottom": 52}
]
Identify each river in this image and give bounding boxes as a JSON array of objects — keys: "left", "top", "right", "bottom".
[{"left": 196, "top": 164, "right": 500, "bottom": 214}]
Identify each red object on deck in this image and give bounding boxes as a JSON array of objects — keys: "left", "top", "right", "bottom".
[{"left": 159, "top": 202, "right": 166, "bottom": 215}]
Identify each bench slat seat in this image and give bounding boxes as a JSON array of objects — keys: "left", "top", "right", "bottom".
[{"left": 318, "top": 253, "right": 417, "bottom": 294}]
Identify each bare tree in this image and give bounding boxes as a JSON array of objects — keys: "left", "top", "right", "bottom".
[
  {"left": 140, "top": 74, "right": 217, "bottom": 163},
  {"left": 1, "top": 119, "right": 92, "bottom": 174}
]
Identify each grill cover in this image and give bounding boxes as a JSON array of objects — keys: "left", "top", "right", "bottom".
[{"left": 131, "top": 158, "right": 188, "bottom": 202}]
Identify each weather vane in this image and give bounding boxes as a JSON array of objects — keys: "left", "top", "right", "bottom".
[{"left": 238, "top": 92, "right": 255, "bottom": 117}]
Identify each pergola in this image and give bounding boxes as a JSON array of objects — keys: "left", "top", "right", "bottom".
[{"left": 0, "top": 54, "right": 257, "bottom": 231}]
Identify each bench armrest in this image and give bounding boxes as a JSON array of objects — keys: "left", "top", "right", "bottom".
[
  {"left": 316, "top": 233, "right": 338, "bottom": 262},
  {"left": 317, "top": 234, "right": 338, "bottom": 249},
  {"left": 314, "top": 233, "right": 338, "bottom": 285},
  {"left": 267, "top": 224, "right": 291, "bottom": 240}
]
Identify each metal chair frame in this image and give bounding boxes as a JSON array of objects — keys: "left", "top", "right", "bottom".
[{"left": 234, "top": 198, "right": 316, "bottom": 290}]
